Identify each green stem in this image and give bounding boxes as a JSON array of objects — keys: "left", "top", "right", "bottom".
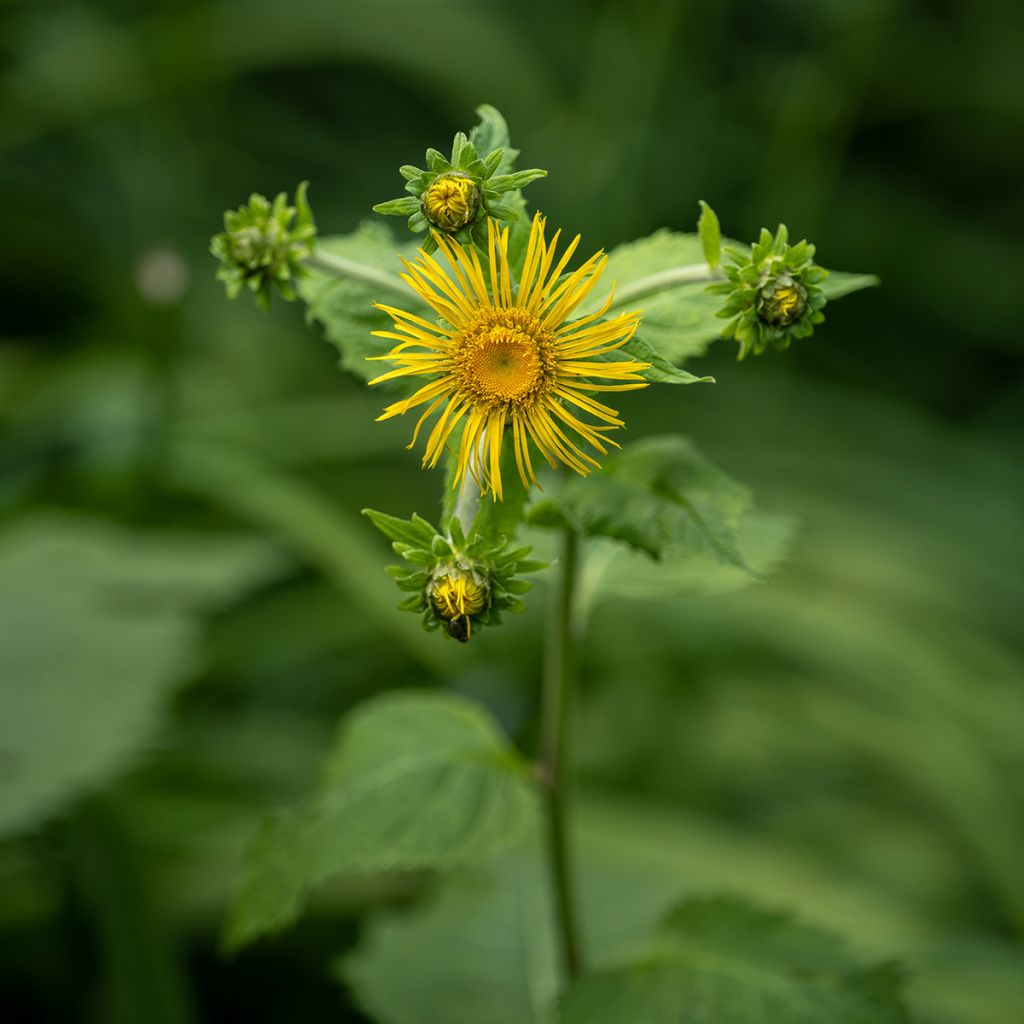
[
  {"left": 607, "top": 262, "right": 722, "bottom": 310},
  {"left": 540, "top": 526, "right": 583, "bottom": 978},
  {"left": 304, "top": 247, "right": 414, "bottom": 298},
  {"left": 452, "top": 474, "right": 481, "bottom": 538}
]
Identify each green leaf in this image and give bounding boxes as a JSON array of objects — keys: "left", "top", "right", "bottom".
[
  {"left": 821, "top": 271, "right": 881, "bottom": 300},
  {"left": 561, "top": 895, "right": 909, "bottom": 1024},
  {"left": 625, "top": 332, "right": 714, "bottom": 385},
  {"left": 298, "top": 222, "right": 429, "bottom": 382},
  {"left": 577, "top": 513, "right": 796, "bottom": 609},
  {"left": 698, "top": 200, "right": 722, "bottom": 268},
  {"left": 225, "top": 691, "right": 534, "bottom": 950},
  {"left": 341, "top": 842, "right": 557, "bottom": 1024},
  {"left": 586, "top": 230, "right": 723, "bottom": 364},
  {"left": 0, "top": 517, "right": 282, "bottom": 838},
  {"left": 528, "top": 436, "right": 759, "bottom": 571},
  {"left": 469, "top": 104, "right": 517, "bottom": 175}
]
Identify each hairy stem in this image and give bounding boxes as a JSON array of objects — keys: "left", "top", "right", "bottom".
[
  {"left": 540, "top": 526, "right": 583, "bottom": 978},
  {"left": 607, "top": 262, "right": 722, "bottom": 310},
  {"left": 304, "top": 247, "right": 414, "bottom": 298},
  {"left": 452, "top": 475, "right": 481, "bottom": 538}
]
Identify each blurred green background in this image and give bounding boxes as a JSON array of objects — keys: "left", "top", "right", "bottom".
[{"left": 2, "top": 0, "right": 1022, "bottom": 1021}]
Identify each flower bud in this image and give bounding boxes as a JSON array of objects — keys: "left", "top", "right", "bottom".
[
  {"left": 756, "top": 272, "right": 808, "bottom": 327},
  {"left": 428, "top": 569, "right": 489, "bottom": 642},
  {"left": 210, "top": 182, "right": 316, "bottom": 310},
  {"left": 421, "top": 172, "right": 481, "bottom": 231},
  {"left": 373, "top": 105, "right": 546, "bottom": 248},
  {"left": 362, "top": 507, "right": 545, "bottom": 642},
  {"left": 707, "top": 224, "right": 828, "bottom": 359}
]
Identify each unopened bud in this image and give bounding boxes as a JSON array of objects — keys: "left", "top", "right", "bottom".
[
  {"left": 428, "top": 570, "right": 489, "bottom": 642},
  {"left": 757, "top": 273, "right": 808, "bottom": 327},
  {"left": 421, "top": 172, "right": 481, "bottom": 231}
]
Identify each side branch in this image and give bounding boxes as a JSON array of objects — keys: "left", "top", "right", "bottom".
[
  {"left": 304, "top": 248, "right": 415, "bottom": 298},
  {"left": 607, "top": 263, "right": 723, "bottom": 311}
]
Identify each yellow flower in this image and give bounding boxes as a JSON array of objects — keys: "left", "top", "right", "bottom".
[{"left": 369, "top": 213, "right": 649, "bottom": 499}]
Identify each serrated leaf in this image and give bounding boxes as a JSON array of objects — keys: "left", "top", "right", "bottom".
[
  {"left": 561, "top": 895, "right": 909, "bottom": 1024},
  {"left": 225, "top": 691, "right": 534, "bottom": 950},
  {"left": 528, "top": 436, "right": 758, "bottom": 571},
  {"left": 298, "top": 222, "right": 429, "bottom": 382},
  {"left": 579, "top": 512, "right": 796, "bottom": 608},
  {"left": 0, "top": 517, "right": 282, "bottom": 838},
  {"left": 341, "top": 841, "right": 557, "bottom": 1024}
]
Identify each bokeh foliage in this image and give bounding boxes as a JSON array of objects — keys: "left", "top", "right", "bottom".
[{"left": 1, "top": 0, "right": 1022, "bottom": 1022}]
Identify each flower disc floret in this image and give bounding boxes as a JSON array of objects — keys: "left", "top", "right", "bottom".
[
  {"left": 757, "top": 273, "right": 808, "bottom": 327},
  {"left": 368, "top": 214, "right": 650, "bottom": 500},
  {"left": 452, "top": 308, "right": 557, "bottom": 407}
]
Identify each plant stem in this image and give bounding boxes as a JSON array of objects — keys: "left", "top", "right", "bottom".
[
  {"left": 304, "top": 247, "right": 414, "bottom": 298},
  {"left": 540, "top": 526, "right": 583, "bottom": 978},
  {"left": 452, "top": 474, "right": 480, "bottom": 538},
  {"left": 607, "top": 262, "right": 722, "bottom": 310}
]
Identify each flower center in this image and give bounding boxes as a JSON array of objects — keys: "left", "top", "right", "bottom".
[
  {"left": 430, "top": 574, "right": 488, "bottom": 619},
  {"left": 421, "top": 172, "right": 480, "bottom": 231},
  {"left": 757, "top": 274, "right": 808, "bottom": 327},
  {"left": 774, "top": 286, "right": 800, "bottom": 317},
  {"left": 452, "top": 309, "right": 555, "bottom": 408}
]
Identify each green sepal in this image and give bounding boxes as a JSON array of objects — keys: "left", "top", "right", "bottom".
[
  {"left": 362, "top": 508, "right": 439, "bottom": 548},
  {"left": 697, "top": 199, "right": 721, "bottom": 268},
  {"left": 373, "top": 196, "right": 420, "bottom": 216},
  {"left": 425, "top": 148, "right": 449, "bottom": 172},
  {"left": 487, "top": 169, "right": 548, "bottom": 192}
]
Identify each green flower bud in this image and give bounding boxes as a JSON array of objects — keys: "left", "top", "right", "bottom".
[
  {"left": 373, "top": 105, "right": 546, "bottom": 252},
  {"left": 362, "top": 508, "right": 545, "bottom": 642},
  {"left": 210, "top": 182, "right": 316, "bottom": 311},
  {"left": 707, "top": 224, "right": 828, "bottom": 359},
  {"left": 757, "top": 273, "right": 808, "bottom": 327}
]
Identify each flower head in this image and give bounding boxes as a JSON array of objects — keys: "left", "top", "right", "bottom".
[
  {"left": 421, "top": 172, "right": 481, "bottom": 231},
  {"left": 708, "top": 224, "right": 828, "bottom": 359},
  {"left": 210, "top": 182, "right": 316, "bottom": 310},
  {"left": 369, "top": 214, "right": 649, "bottom": 500}
]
